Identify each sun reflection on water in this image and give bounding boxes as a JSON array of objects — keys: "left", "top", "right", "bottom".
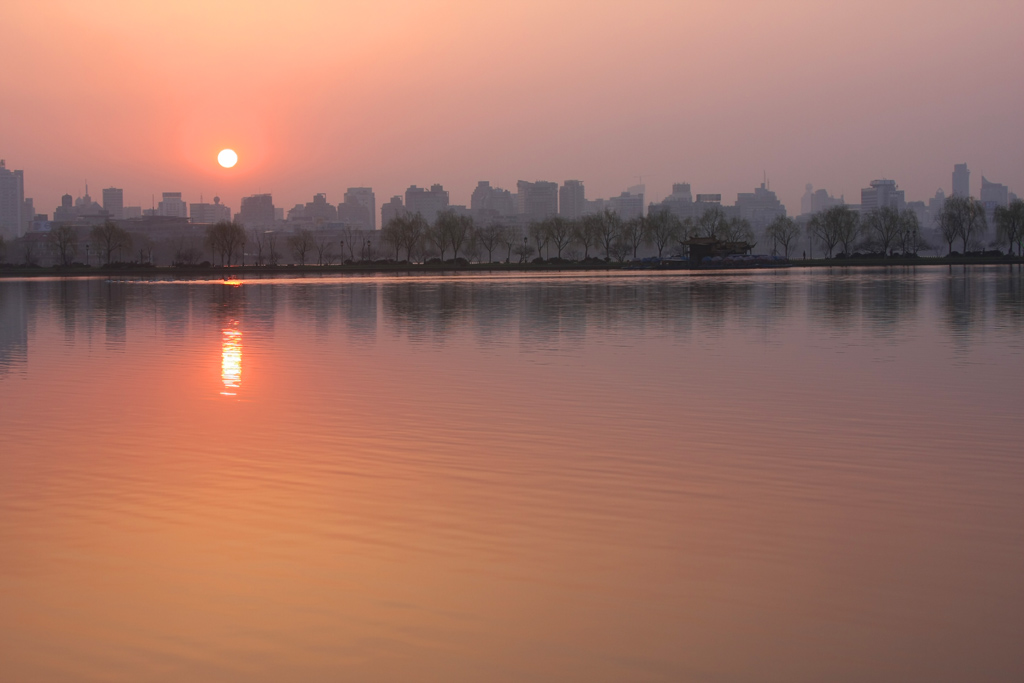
[{"left": 221, "top": 323, "right": 242, "bottom": 396}]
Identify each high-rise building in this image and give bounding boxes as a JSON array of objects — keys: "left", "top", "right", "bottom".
[
  {"left": 735, "top": 183, "right": 786, "bottom": 230},
  {"left": 559, "top": 180, "right": 586, "bottom": 219},
  {"left": 516, "top": 180, "right": 558, "bottom": 222},
  {"left": 190, "top": 196, "right": 231, "bottom": 224},
  {"left": 861, "top": 179, "right": 905, "bottom": 213},
  {"left": 609, "top": 186, "right": 645, "bottom": 221},
  {"left": 343, "top": 188, "right": 376, "bottom": 230},
  {"left": 405, "top": 184, "right": 449, "bottom": 224},
  {"left": 102, "top": 187, "right": 124, "bottom": 220},
  {"left": 380, "top": 196, "right": 406, "bottom": 227},
  {"left": 0, "top": 159, "right": 26, "bottom": 239},
  {"left": 980, "top": 176, "right": 1010, "bottom": 224},
  {"left": 157, "top": 192, "right": 188, "bottom": 218},
  {"left": 470, "top": 181, "right": 515, "bottom": 224},
  {"left": 952, "top": 163, "right": 970, "bottom": 197},
  {"left": 237, "top": 194, "right": 276, "bottom": 228}
]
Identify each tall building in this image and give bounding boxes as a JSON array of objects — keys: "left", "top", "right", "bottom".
[
  {"left": 470, "top": 181, "right": 515, "bottom": 224},
  {"left": 405, "top": 184, "right": 449, "bottom": 224},
  {"left": 343, "top": 188, "right": 376, "bottom": 230},
  {"left": 559, "top": 180, "right": 586, "bottom": 219},
  {"left": 980, "top": 176, "right": 1010, "bottom": 224},
  {"left": 102, "top": 187, "right": 124, "bottom": 220},
  {"left": 190, "top": 196, "right": 231, "bottom": 224},
  {"left": 952, "top": 163, "right": 970, "bottom": 197},
  {"left": 157, "top": 192, "right": 188, "bottom": 218},
  {"left": 237, "top": 194, "right": 276, "bottom": 228},
  {"left": 380, "top": 195, "right": 406, "bottom": 227},
  {"left": 648, "top": 183, "right": 694, "bottom": 220},
  {"left": 735, "top": 183, "right": 786, "bottom": 230},
  {"left": 0, "top": 160, "right": 26, "bottom": 239},
  {"left": 516, "top": 180, "right": 558, "bottom": 222},
  {"left": 609, "top": 186, "right": 645, "bottom": 221},
  {"left": 861, "top": 179, "right": 905, "bottom": 213}
]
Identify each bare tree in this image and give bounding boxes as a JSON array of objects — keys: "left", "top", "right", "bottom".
[
  {"left": 426, "top": 213, "right": 453, "bottom": 260},
  {"left": 695, "top": 206, "right": 729, "bottom": 239},
  {"left": 896, "top": 209, "right": 923, "bottom": 255},
  {"left": 512, "top": 241, "right": 535, "bottom": 263},
  {"left": 90, "top": 220, "right": 132, "bottom": 265},
  {"left": 940, "top": 195, "right": 988, "bottom": 254},
  {"left": 495, "top": 224, "right": 519, "bottom": 263},
  {"left": 437, "top": 211, "right": 472, "bottom": 261},
  {"left": 381, "top": 217, "right": 405, "bottom": 261},
  {"left": 609, "top": 239, "right": 631, "bottom": 262},
  {"left": 528, "top": 221, "right": 549, "bottom": 260},
  {"left": 50, "top": 225, "right": 78, "bottom": 266},
  {"left": 593, "top": 209, "right": 621, "bottom": 259},
  {"left": 619, "top": 217, "right": 646, "bottom": 260},
  {"left": 544, "top": 217, "right": 575, "bottom": 259},
  {"left": 475, "top": 223, "right": 505, "bottom": 263},
  {"left": 807, "top": 212, "right": 839, "bottom": 258},
  {"left": 288, "top": 229, "right": 315, "bottom": 266},
  {"left": 250, "top": 229, "right": 266, "bottom": 266},
  {"left": 266, "top": 233, "right": 280, "bottom": 265},
  {"left": 645, "top": 209, "right": 682, "bottom": 258},
  {"left": 402, "top": 214, "right": 427, "bottom": 262},
  {"left": 571, "top": 217, "right": 599, "bottom": 259},
  {"left": 205, "top": 221, "right": 246, "bottom": 265},
  {"left": 134, "top": 233, "right": 155, "bottom": 264},
  {"left": 765, "top": 215, "right": 800, "bottom": 258},
  {"left": 861, "top": 207, "right": 902, "bottom": 255},
  {"left": 995, "top": 199, "right": 1024, "bottom": 256},
  {"left": 314, "top": 232, "right": 334, "bottom": 266}
]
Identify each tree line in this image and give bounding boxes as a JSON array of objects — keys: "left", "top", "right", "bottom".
[{"left": 804, "top": 197, "right": 1024, "bottom": 258}]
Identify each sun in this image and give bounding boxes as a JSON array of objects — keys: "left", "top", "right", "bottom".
[{"left": 217, "top": 149, "right": 238, "bottom": 168}]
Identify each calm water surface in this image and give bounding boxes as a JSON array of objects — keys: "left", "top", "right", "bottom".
[{"left": 1, "top": 267, "right": 1022, "bottom": 682}]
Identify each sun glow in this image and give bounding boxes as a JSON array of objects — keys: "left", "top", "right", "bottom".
[
  {"left": 217, "top": 149, "right": 238, "bottom": 168},
  {"left": 221, "top": 324, "right": 242, "bottom": 396}
]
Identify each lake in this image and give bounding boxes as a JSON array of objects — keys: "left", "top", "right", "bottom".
[{"left": 1, "top": 266, "right": 1022, "bottom": 682}]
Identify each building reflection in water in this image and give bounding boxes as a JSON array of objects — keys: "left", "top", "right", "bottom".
[{"left": 221, "top": 321, "right": 242, "bottom": 396}]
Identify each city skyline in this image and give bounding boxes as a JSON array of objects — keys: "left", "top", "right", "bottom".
[{"left": 3, "top": 1, "right": 1021, "bottom": 224}]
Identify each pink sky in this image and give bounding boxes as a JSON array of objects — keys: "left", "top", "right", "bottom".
[{"left": 3, "top": 0, "right": 1022, "bottom": 216}]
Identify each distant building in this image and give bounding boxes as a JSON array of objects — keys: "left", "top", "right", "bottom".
[
  {"left": 516, "top": 180, "right": 558, "bottom": 222},
  {"left": 237, "top": 193, "right": 276, "bottom": 228},
  {"left": 608, "top": 186, "right": 645, "bottom": 221},
  {"left": 735, "top": 183, "right": 786, "bottom": 230},
  {"left": 0, "top": 159, "right": 26, "bottom": 239},
  {"left": 952, "top": 163, "right": 970, "bottom": 197},
  {"left": 559, "top": 180, "right": 586, "bottom": 219},
  {"left": 53, "top": 193, "right": 75, "bottom": 223},
  {"left": 102, "top": 187, "right": 124, "bottom": 220},
  {"left": 380, "top": 195, "right": 406, "bottom": 227},
  {"left": 343, "top": 187, "right": 376, "bottom": 230},
  {"left": 470, "top": 181, "right": 515, "bottom": 224},
  {"left": 648, "top": 183, "right": 694, "bottom": 220},
  {"left": 190, "top": 196, "right": 231, "bottom": 224},
  {"left": 860, "top": 179, "right": 905, "bottom": 213},
  {"left": 122, "top": 206, "right": 143, "bottom": 220},
  {"left": 980, "top": 176, "right": 1010, "bottom": 223},
  {"left": 800, "top": 184, "right": 843, "bottom": 215},
  {"left": 157, "top": 192, "right": 188, "bottom": 218},
  {"left": 405, "top": 184, "right": 449, "bottom": 224}
]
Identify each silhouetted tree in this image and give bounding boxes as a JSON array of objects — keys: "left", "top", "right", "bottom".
[
  {"left": 314, "top": 232, "right": 335, "bottom": 265},
  {"left": 896, "top": 209, "right": 925, "bottom": 255},
  {"left": 266, "top": 233, "right": 280, "bottom": 265},
  {"left": 807, "top": 206, "right": 853, "bottom": 258},
  {"left": 90, "top": 220, "right": 132, "bottom": 265},
  {"left": 250, "top": 229, "right": 266, "bottom": 266},
  {"left": 994, "top": 199, "right": 1024, "bottom": 256},
  {"left": 529, "top": 221, "right": 549, "bottom": 259},
  {"left": 571, "top": 216, "right": 600, "bottom": 259},
  {"left": 495, "top": 224, "right": 519, "bottom": 263},
  {"left": 381, "top": 217, "right": 404, "bottom": 261},
  {"left": 438, "top": 210, "right": 472, "bottom": 261},
  {"left": 645, "top": 209, "right": 682, "bottom": 258},
  {"left": 426, "top": 212, "right": 454, "bottom": 260},
  {"left": 475, "top": 223, "right": 505, "bottom": 263},
  {"left": 765, "top": 215, "right": 800, "bottom": 258},
  {"left": 940, "top": 195, "right": 987, "bottom": 254},
  {"left": 50, "top": 225, "right": 78, "bottom": 266},
  {"left": 288, "top": 229, "right": 315, "bottom": 266},
  {"left": 695, "top": 206, "right": 729, "bottom": 239},
  {"left": 590, "top": 209, "right": 620, "bottom": 259},
  {"left": 402, "top": 214, "right": 427, "bottom": 263},
  {"left": 543, "top": 216, "right": 575, "bottom": 259},
  {"left": 206, "top": 221, "right": 246, "bottom": 265},
  {"left": 620, "top": 217, "right": 646, "bottom": 259},
  {"left": 861, "top": 207, "right": 902, "bottom": 255}
]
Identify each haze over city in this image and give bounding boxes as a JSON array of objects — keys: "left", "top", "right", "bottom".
[{"left": 4, "top": 0, "right": 1022, "bottom": 216}]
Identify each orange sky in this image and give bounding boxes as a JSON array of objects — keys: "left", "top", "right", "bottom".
[{"left": 3, "top": 0, "right": 1022, "bottom": 216}]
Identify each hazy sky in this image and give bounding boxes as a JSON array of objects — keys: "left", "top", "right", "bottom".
[{"left": 4, "top": 0, "right": 1022, "bottom": 216}]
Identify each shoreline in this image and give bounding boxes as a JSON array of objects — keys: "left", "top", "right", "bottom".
[{"left": 0, "top": 255, "right": 1020, "bottom": 279}]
